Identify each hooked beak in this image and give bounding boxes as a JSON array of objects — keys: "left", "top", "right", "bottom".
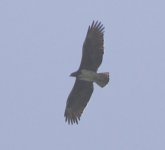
[{"left": 70, "top": 71, "right": 78, "bottom": 77}]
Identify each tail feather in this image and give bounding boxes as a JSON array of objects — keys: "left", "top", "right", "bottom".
[{"left": 95, "top": 72, "right": 109, "bottom": 87}]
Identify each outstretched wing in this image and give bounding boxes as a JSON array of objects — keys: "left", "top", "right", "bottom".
[
  {"left": 79, "top": 21, "right": 104, "bottom": 72},
  {"left": 64, "top": 80, "right": 93, "bottom": 124}
]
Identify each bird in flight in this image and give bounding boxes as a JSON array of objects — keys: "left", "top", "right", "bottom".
[{"left": 64, "top": 21, "right": 109, "bottom": 124}]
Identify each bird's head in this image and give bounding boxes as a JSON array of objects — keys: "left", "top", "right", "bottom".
[{"left": 70, "top": 71, "right": 79, "bottom": 77}]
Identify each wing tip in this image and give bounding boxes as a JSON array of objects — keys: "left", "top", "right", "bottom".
[
  {"left": 64, "top": 108, "right": 81, "bottom": 125},
  {"left": 88, "top": 20, "right": 105, "bottom": 33}
]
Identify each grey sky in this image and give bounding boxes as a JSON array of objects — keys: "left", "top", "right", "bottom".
[{"left": 0, "top": 0, "right": 165, "bottom": 150}]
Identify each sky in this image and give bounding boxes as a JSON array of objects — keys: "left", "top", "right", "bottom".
[{"left": 0, "top": 0, "right": 165, "bottom": 150}]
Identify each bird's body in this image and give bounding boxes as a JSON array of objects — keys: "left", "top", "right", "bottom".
[{"left": 64, "top": 21, "right": 109, "bottom": 124}]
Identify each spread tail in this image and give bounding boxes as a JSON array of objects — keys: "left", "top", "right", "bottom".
[{"left": 95, "top": 72, "right": 109, "bottom": 87}]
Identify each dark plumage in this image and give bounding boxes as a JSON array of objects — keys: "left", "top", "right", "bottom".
[
  {"left": 64, "top": 21, "right": 109, "bottom": 124},
  {"left": 79, "top": 21, "right": 104, "bottom": 71}
]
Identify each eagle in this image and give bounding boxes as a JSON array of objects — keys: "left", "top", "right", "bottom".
[{"left": 64, "top": 21, "right": 109, "bottom": 124}]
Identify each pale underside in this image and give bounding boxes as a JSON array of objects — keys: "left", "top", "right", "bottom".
[{"left": 78, "top": 69, "right": 109, "bottom": 88}]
